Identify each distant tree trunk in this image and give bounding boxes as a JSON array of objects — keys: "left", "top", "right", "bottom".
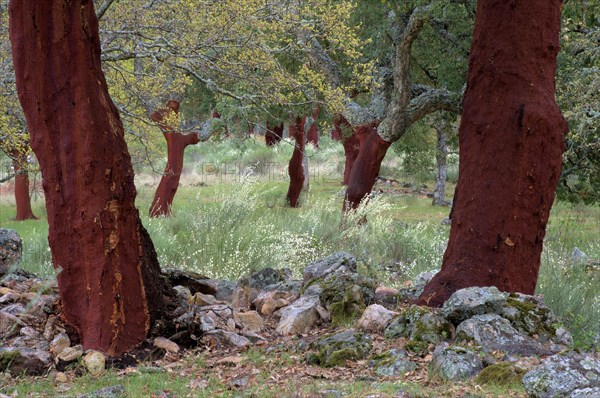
[
  {"left": 286, "top": 116, "right": 306, "bottom": 207},
  {"left": 306, "top": 108, "right": 320, "bottom": 148},
  {"left": 150, "top": 100, "right": 200, "bottom": 218},
  {"left": 432, "top": 120, "right": 449, "bottom": 206},
  {"left": 418, "top": 0, "right": 567, "bottom": 307},
  {"left": 343, "top": 122, "right": 386, "bottom": 211},
  {"left": 10, "top": 150, "right": 37, "bottom": 221},
  {"left": 265, "top": 122, "right": 284, "bottom": 147},
  {"left": 10, "top": 0, "right": 172, "bottom": 356},
  {"left": 211, "top": 111, "right": 229, "bottom": 138}
]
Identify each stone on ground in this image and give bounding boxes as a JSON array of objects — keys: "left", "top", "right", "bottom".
[
  {"left": 355, "top": 304, "right": 397, "bottom": 333},
  {"left": 441, "top": 287, "right": 509, "bottom": 325},
  {"left": 429, "top": 343, "right": 483, "bottom": 381},
  {"left": 308, "top": 329, "right": 372, "bottom": 367}
]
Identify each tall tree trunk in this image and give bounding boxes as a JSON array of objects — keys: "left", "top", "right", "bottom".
[
  {"left": 149, "top": 101, "right": 200, "bottom": 218},
  {"left": 306, "top": 108, "right": 320, "bottom": 148},
  {"left": 343, "top": 122, "right": 387, "bottom": 211},
  {"left": 10, "top": 0, "right": 172, "bottom": 356},
  {"left": 10, "top": 150, "right": 37, "bottom": 221},
  {"left": 286, "top": 117, "right": 306, "bottom": 207},
  {"left": 432, "top": 121, "right": 449, "bottom": 206},
  {"left": 418, "top": 0, "right": 567, "bottom": 307},
  {"left": 265, "top": 122, "right": 284, "bottom": 147}
]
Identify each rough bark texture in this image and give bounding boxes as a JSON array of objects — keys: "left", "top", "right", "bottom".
[
  {"left": 418, "top": 0, "right": 567, "bottom": 307},
  {"left": 286, "top": 117, "right": 306, "bottom": 207},
  {"left": 10, "top": 150, "right": 37, "bottom": 221},
  {"left": 432, "top": 123, "right": 449, "bottom": 206},
  {"left": 10, "top": 0, "right": 171, "bottom": 356},
  {"left": 306, "top": 108, "right": 320, "bottom": 148},
  {"left": 343, "top": 122, "right": 387, "bottom": 211},
  {"left": 149, "top": 101, "right": 200, "bottom": 218},
  {"left": 265, "top": 122, "right": 284, "bottom": 147}
]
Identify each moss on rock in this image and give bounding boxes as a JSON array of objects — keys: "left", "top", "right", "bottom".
[
  {"left": 475, "top": 362, "right": 526, "bottom": 386},
  {"left": 307, "top": 329, "right": 372, "bottom": 367}
]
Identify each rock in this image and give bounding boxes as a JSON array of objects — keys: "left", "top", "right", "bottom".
[
  {"left": 0, "top": 347, "right": 52, "bottom": 375},
  {"left": 262, "top": 280, "right": 302, "bottom": 295},
  {"left": 55, "top": 371, "right": 68, "bottom": 383},
  {"left": 429, "top": 343, "right": 483, "bottom": 381},
  {"left": 211, "top": 279, "right": 237, "bottom": 302},
  {"left": 522, "top": 352, "right": 600, "bottom": 398},
  {"left": 384, "top": 305, "right": 453, "bottom": 348},
  {"left": 233, "top": 311, "right": 264, "bottom": 333},
  {"left": 355, "top": 304, "right": 398, "bottom": 333},
  {"left": 0, "top": 310, "right": 24, "bottom": 339},
  {"left": 253, "top": 291, "right": 294, "bottom": 316},
  {"left": 163, "top": 268, "right": 217, "bottom": 295},
  {"left": 50, "top": 332, "right": 71, "bottom": 355},
  {"left": 231, "top": 284, "right": 257, "bottom": 310},
  {"left": 0, "top": 229, "right": 22, "bottom": 276},
  {"left": 303, "top": 252, "right": 357, "bottom": 286},
  {"left": 318, "top": 390, "right": 342, "bottom": 398},
  {"left": 202, "top": 330, "right": 250, "bottom": 348},
  {"left": 276, "top": 295, "right": 321, "bottom": 335},
  {"left": 84, "top": 351, "right": 106, "bottom": 377},
  {"left": 176, "top": 304, "right": 235, "bottom": 334},
  {"left": 56, "top": 345, "right": 84, "bottom": 362},
  {"left": 19, "top": 326, "right": 40, "bottom": 338},
  {"left": 441, "top": 287, "right": 509, "bottom": 324},
  {"left": 374, "top": 286, "right": 401, "bottom": 309},
  {"left": 172, "top": 285, "right": 192, "bottom": 305},
  {"left": 0, "top": 290, "right": 19, "bottom": 304},
  {"left": 474, "top": 362, "right": 526, "bottom": 386},
  {"left": 570, "top": 388, "right": 600, "bottom": 398},
  {"left": 369, "top": 349, "right": 418, "bottom": 377},
  {"left": 572, "top": 247, "right": 588, "bottom": 263},
  {"left": 78, "top": 385, "right": 126, "bottom": 398},
  {"left": 246, "top": 267, "right": 292, "bottom": 290},
  {"left": 319, "top": 273, "right": 376, "bottom": 327},
  {"left": 190, "top": 292, "right": 219, "bottom": 306},
  {"left": 308, "top": 329, "right": 372, "bottom": 367},
  {"left": 153, "top": 337, "right": 180, "bottom": 354},
  {"left": 398, "top": 270, "right": 438, "bottom": 301},
  {"left": 456, "top": 314, "right": 560, "bottom": 356}
]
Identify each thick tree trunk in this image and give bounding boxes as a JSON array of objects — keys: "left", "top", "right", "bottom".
[
  {"left": 265, "top": 122, "right": 284, "bottom": 147},
  {"left": 10, "top": 0, "right": 172, "bottom": 356},
  {"left": 150, "top": 101, "right": 199, "bottom": 217},
  {"left": 306, "top": 108, "right": 320, "bottom": 148},
  {"left": 286, "top": 117, "right": 306, "bottom": 207},
  {"left": 432, "top": 122, "right": 449, "bottom": 207},
  {"left": 343, "top": 122, "right": 387, "bottom": 211},
  {"left": 418, "top": 0, "right": 567, "bottom": 307},
  {"left": 10, "top": 150, "right": 37, "bottom": 221}
]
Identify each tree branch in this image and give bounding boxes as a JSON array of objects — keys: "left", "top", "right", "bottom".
[{"left": 96, "top": 0, "right": 117, "bottom": 21}]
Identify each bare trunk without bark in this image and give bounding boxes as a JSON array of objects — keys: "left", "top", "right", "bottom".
[
  {"left": 418, "top": 0, "right": 567, "bottom": 307},
  {"left": 432, "top": 122, "right": 449, "bottom": 207},
  {"left": 10, "top": 0, "right": 172, "bottom": 356},
  {"left": 149, "top": 101, "right": 200, "bottom": 218}
]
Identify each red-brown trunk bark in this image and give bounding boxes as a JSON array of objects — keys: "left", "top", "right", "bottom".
[
  {"left": 265, "top": 122, "right": 284, "bottom": 147},
  {"left": 10, "top": 150, "right": 37, "bottom": 221},
  {"left": 149, "top": 101, "right": 199, "bottom": 217},
  {"left": 418, "top": 0, "right": 567, "bottom": 307},
  {"left": 306, "top": 108, "right": 320, "bottom": 148},
  {"left": 286, "top": 117, "right": 306, "bottom": 207},
  {"left": 10, "top": 0, "right": 171, "bottom": 356}
]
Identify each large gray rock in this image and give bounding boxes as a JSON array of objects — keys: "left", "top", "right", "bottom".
[
  {"left": 570, "top": 387, "right": 600, "bottom": 398},
  {"left": 355, "top": 304, "right": 398, "bottom": 333},
  {"left": 0, "top": 347, "right": 52, "bottom": 375},
  {"left": 303, "top": 252, "right": 357, "bottom": 286},
  {"left": 442, "top": 287, "right": 509, "bottom": 325},
  {"left": 429, "top": 343, "right": 483, "bottom": 381},
  {"left": 523, "top": 353, "right": 600, "bottom": 398},
  {"left": 369, "top": 349, "right": 418, "bottom": 377},
  {"left": 276, "top": 295, "right": 321, "bottom": 335},
  {"left": 307, "top": 329, "right": 372, "bottom": 367},
  {"left": 202, "top": 329, "right": 250, "bottom": 348},
  {"left": 456, "top": 314, "right": 564, "bottom": 356},
  {"left": 500, "top": 293, "right": 566, "bottom": 343},
  {"left": 0, "top": 229, "right": 22, "bottom": 276},
  {"left": 384, "top": 305, "right": 453, "bottom": 346}
]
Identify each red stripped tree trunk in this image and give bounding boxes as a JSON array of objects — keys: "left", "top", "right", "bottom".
[
  {"left": 306, "top": 108, "right": 320, "bottom": 148},
  {"left": 286, "top": 117, "right": 306, "bottom": 207},
  {"left": 265, "top": 122, "right": 284, "bottom": 147},
  {"left": 418, "top": 0, "right": 567, "bottom": 307},
  {"left": 10, "top": 0, "right": 171, "bottom": 356},
  {"left": 10, "top": 150, "right": 37, "bottom": 221},
  {"left": 343, "top": 122, "right": 387, "bottom": 211},
  {"left": 150, "top": 101, "right": 199, "bottom": 217}
]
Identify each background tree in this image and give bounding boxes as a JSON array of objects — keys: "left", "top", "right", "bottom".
[
  {"left": 418, "top": 0, "right": 567, "bottom": 306},
  {"left": 10, "top": 0, "right": 172, "bottom": 355}
]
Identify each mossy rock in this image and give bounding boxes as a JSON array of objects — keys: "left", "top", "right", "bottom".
[
  {"left": 384, "top": 305, "right": 432, "bottom": 339},
  {"left": 384, "top": 305, "right": 452, "bottom": 346},
  {"left": 369, "top": 349, "right": 417, "bottom": 376},
  {"left": 475, "top": 362, "right": 526, "bottom": 386},
  {"left": 307, "top": 329, "right": 372, "bottom": 367},
  {"left": 501, "top": 294, "right": 558, "bottom": 339},
  {"left": 0, "top": 350, "right": 20, "bottom": 371},
  {"left": 405, "top": 339, "right": 431, "bottom": 356},
  {"left": 320, "top": 274, "right": 376, "bottom": 327}
]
